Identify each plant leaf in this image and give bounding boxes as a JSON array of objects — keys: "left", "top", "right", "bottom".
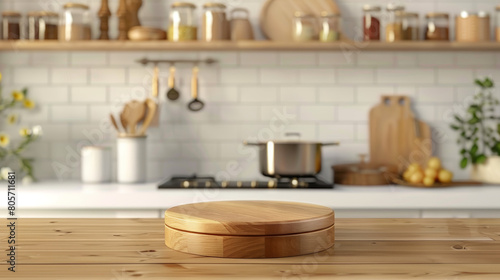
[
  {"left": 450, "top": 125, "right": 461, "bottom": 131},
  {"left": 475, "top": 79, "right": 485, "bottom": 88},
  {"left": 454, "top": 115, "right": 464, "bottom": 123},
  {"left": 460, "top": 157, "right": 468, "bottom": 169},
  {"left": 483, "top": 78, "right": 494, "bottom": 88},
  {"left": 498, "top": 124, "right": 500, "bottom": 135},
  {"left": 470, "top": 144, "right": 478, "bottom": 155},
  {"left": 468, "top": 117, "right": 480, "bottom": 125},
  {"left": 476, "top": 154, "right": 487, "bottom": 164}
]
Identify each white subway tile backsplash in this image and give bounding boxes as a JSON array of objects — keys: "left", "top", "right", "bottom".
[
  {"left": 299, "top": 68, "right": 336, "bottom": 84},
  {"left": 181, "top": 142, "right": 218, "bottom": 159},
  {"left": 455, "top": 52, "right": 496, "bottom": 67},
  {"left": 417, "top": 87, "right": 455, "bottom": 104},
  {"left": 261, "top": 68, "right": 299, "bottom": 84},
  {"left": 318, "top": 87, "right": 355, "bottom": 103},
  {"left": 395, "top": 52, "right": 418, "bottom": 66},
  {"left": 51, "top": 105, "right": 88, "bottom": 122},
  {"left": 437, "top": 69, "right": 474, "bottom": 85},
  {"left": 299, "top": 105, "right": 336, "bottom": 121},
  {"left": 240, "top": 52, "right": 278, "bottom": 66},
  {"left": 109, "top": 52, "right": 147, "bottom": 66},
  {"left": 417, "top": 53, "right": 454, "bottom": 67},
  {"left": 337, "top": 68, "right": 374, "bottom": 84},
  {"left": 318, "top": 52, "right": 356, "bottom": 66},
  {"left": 32, "top": 52, "right": 69, "bottom": 66},
  {"left": 30, "top": 86, "right": 69, "bottom": 103},
  {"left": 14, "top": 68, "right": 49, "bottom": 85},
  {"left": 377, "top": 68, "right": 435, "bottom": 84},
  {"left": 318, "top": 124, "right": 355, "bottom": 141},
  {"left": 201, "top": 86, "right": 239, "bottom": 103},
  {"left": 0, "top": 52, "right": 30, "bottom": 65},
  {"left": 220, "top": 68, "right": 259, "bottom": 84},
  {"left": 199, "top": 124, "right": 241, "bottom": 140},
  {"left": 279, "top": 52, "right": 317, "bottom": 66},
  {"left": 71, "top": 87, "right": 107, "bottom": 103},
  {"left": 357, "top": 52, "right": 395, "bottom": 66},
  {"left": 355, "top": 124, "right": 368, "bottom": 141},
  {"left": 71, "top": 52, "right": 107, "bottom": 66},
  {"left": 52, "top": 68, "right": 88, "bottom": 85},
  {"left": 260, "top": 105, "right": 299, "bottom": 121},
  {"left": 337, "top": 105, "right": 371, "bottom": 122},
  {"left": 240, "top": 86, "right": 278, "bottom": 103},
  {"left": 90, "top": 68, "right": 126, "bottom": 84},
  {"left": 356, "top": 86, "right": 395, "bottom": 103},
  {"left": 279, "top": 87, "right": 316, "bottom": 103},
  {"left": 219, "top": 105, "right": 261, "bottom": 122}
]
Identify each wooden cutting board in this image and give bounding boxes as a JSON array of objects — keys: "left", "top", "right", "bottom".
[
  {"left": 369, "top": 96, "right": 432, "bottom": 172},
  {"left": 165, "top": 201, "right": 335, "bottom": 258},
  {"left": 260, "top": 0, "right": 340, "bottom": 41}
]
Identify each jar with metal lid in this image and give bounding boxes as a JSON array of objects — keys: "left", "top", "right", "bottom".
[
  {"left": 202, "top": 2, "right": 229, "bottom": 41},
  {"left": 59, "top": 3, "right": 91, "bottom": 41},
  {"left": 319, "top": 12, "right": 341, "bottom": 42},
  {"left": 2, "top": 11, "right": 22, "bottom": 40},
  {"left": 401, "top": 12, "right": 419, "bottom": 40},
  {"left": 456, "top": 11, "right": 490, "bottom": 42},
  {"left": 496, "top": 6, "right": 500, "bottom": 42},
  {"left": 293, "top": 12, "right": 317, "bottom": 42},
  {"left": 27, "top": 11, "right": 59, "bottom": 40},
  {"left": 425, "top": 13, "right": 449, "bottom": 41},
  {"left": 168, "top": 2, "right": 197, "bottom": 41},
  {"left": 363, "top": 5, "right": 381, "bottom": 41},
  {"left": 385, "top": 4, "right": 404, "bottom": 42}
]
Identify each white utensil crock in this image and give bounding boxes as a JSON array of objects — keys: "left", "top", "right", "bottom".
[
  {"left": 81, "top": 146, "right": 112, "bottom": 183},
  {"left": 117, "top": 135, "right": 147, "bottom": 183},
  {"left": 471, "top": 156, "right": 500, "bottom": 184}
]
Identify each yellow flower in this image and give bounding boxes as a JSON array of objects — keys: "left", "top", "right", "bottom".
[
  {"left": 23, "top": 99, "right": 35, "bottom": 109},
  {"left": 6, "top": 114, "right": 18, "bottom": 125},
  {"left": 12, "top": 90, "right": 24, "bottom": 101},
  {"left": 0, "top": 72, "right": 2, "bottom": 82},
  {"left": 19, "top": 128, "right": 31, "bottom": 137},
  {"left": 0, "top": 133, "right": 10, "bottom": 147}
]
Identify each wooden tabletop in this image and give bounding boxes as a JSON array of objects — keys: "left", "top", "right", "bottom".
[{"left": 1, "top": 218, "right": 500, "bottom": 279}]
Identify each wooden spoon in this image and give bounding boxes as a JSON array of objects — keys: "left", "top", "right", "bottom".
[
  {"left": 138, "top": 98, "right": 157, "bottom": 136},
  {"left": 122, "top": 100, "right": 146, "bottom": 135},
  {"left": 110, "top": 114, "right": 121, "bottom": 133}
]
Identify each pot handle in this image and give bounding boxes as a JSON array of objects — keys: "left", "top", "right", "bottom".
[{"left": 321, "top": 142, "right": 340, "bottom": 146}]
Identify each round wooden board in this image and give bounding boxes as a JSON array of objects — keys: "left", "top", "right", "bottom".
[
  {"left": 165, "top": 201, "right": 334, "bottom": 236},
  {"left": 165, "top": 224, "right": 335, "bottom": 258},
  {"left": 260, "top": 0, "right": 340, "bottom": 41}
]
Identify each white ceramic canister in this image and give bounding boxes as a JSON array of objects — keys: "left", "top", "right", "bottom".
[
  {"left": 81, "top": 146, "right": 112, "bottom": 183},
  {"left": 117, "top": 135, "right": 147, "bottom": 183}
]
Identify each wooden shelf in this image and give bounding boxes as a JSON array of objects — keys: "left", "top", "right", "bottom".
[{"left": 0, "top": 40, "right": 499, "bottom": 51}]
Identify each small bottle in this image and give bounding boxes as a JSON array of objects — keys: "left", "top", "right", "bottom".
[
  {"left": 293, "top": 12, "right": 317, "bottom": 42},
  {"left": 385, "top": 4, "right": 405, "bottom": 42},
  {"left": 1, "top": 11, "right": 22, "bottom": 40},
  {"left": 319, "top": 12, "right": 341, "bottom": 42},
  {"left": 401, "top": 12, "right": 419, "bottom": 40},
  {"left": 168, "top": 2, "right": 197, "bottom": 41},
  {"left": 425, "top": 13, "right": 449, "bottom": 41}
]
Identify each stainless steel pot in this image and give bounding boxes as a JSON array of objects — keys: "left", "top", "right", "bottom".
[{"left": 244, "top": 133, "right": 339, "bottom": 178}]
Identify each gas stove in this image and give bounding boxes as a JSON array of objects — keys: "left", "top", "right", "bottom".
[{"left": 158, "top": 175, "right": 334, "bottom": 189}]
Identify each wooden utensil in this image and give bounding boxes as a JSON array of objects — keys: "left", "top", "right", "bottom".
[
  {"left": 98, "top": 0, "right": 111, "bottom": 40},
  {"left": 119, "top": 113, "right": 128, "bottom": 134},
  {"left": 126, "top": 0, "right": 142, "bottom": 28},
  {"left": 369, "top": 96, "right": 432, "bottom": 172},
  {"left": 138, "top": 98, "right": 157, "bottom": 136},
  {"left": 128, "top": 26, "right": 167, "bottom": 40},
  {"left": 164, "top": 201, "right": 335, "bottom": 258},
  {"left": 109, "top": 114, "right": 120, "bottom": 133},
  {"left": 260, "top": 0, "right": 340, "bottom": 41},
  {"left": 122, "top": 100, "right": 146, "bottom": 135},
  {"left": 166, "top": 66, "right": 180, "bottom": 101},
  {"left": 332, "top": 154, "right": 398, "bottom": 185},
  {"left": 117, "top": 0, "right": 129, "bottom": 40},
  {"left": 392, "top": 178, "right": 483, "bottom": 188},
  {"left": 187, "top": 66, "right": 204, "bottom": 112},
  {"left": 149, "top": 65, "right": 160, "bottom": 127}
]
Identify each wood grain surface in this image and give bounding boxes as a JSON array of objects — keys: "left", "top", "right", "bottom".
[
  {"left": 1, "top": 218, "right": 500, "bottom": 279},
  {"left": 164, "top": 201, "right": 335, "bottom": 235}
]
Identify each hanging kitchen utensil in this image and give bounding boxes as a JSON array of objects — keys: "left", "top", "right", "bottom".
[
  {"left": 187, "top": 66, "right": 205, "bottom": 112},
  {"left": 166, "top": 65, "right": 180, "bottom": 101},
  {"left": 369, "top": 95, "right": 432, "bottom": 172},
  {"left": 332, "top": 154, "right": 398, "bottom": 185},
  {"left": 121, "top": 100, "right": 146, "bottom": 135},
  {"left": 149, "top": 64, "right": 161, "bottom": 127},
  {"left": 138, "top": 98, "right": 157, "bottom": 136},
  {"left": 110, "top": 114, "right": 121, "bottom": 133},
  {"left": 119, "top": 113, "right": 128, "bottom": 134}
]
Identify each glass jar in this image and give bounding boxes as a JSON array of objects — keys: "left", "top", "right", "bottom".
[
  {"left": 496, "top": 6, "right": 500, "bottom": 42},
  {"left": 363, "top": 5, "right": 381, "bottom": 41},
  {"left": 168, "top": 2, "right": 197, "bottom": 41},
  {"left": 456, "top": 11, "right": 490, "bottom": 42},
  {"left": 27, "top": 11, "right": 59, "bottom": 40},
  {"left": 401, "top": 12, "right": 419, "bottom": 40},
  {"left": 385, "top": 4, "right": 404, "bottom": 42},
  {"left": 425, "top": 13, "right": 449, "bottom": 41},
  {"left": 1, "top": 11, "right": 22, "bottom": 40},
  {"left": 202, "top": 2, "right": 228, "bottom": 41},
  {"left": 59, "top": 3, "right": 91, "bottom": 41},
  {"left": 293, "top": 12, "right": 317, "bottom": 42},
  {"left": 319, "top": 12, "right": 341, "bottom": 42}
]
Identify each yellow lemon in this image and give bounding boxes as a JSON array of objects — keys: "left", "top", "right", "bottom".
[
  {"left": 23, "top": 99, "right": 35, "bottom": 109},
  {"left": 424, "top": 168, "right": 438, "bottom": 179},
  {"left": 423, "top": 176, "right": 435, "bottom": 187},
  {"left": 407, "top": 163, "right": 422, "bottom": 174},
  {"left": 12, "top": 90, "right": 24, "bottom": 101},
  {"left": 19, "top": 128, "right": 31, "bottom": 137},
  {"left": 0, "top": 133, "right": 10, "bottom": 147},
  {"left": 427, "top": 157, "right": 442, "bottom": 170},
  {"left": 438, "top": 170, "right": 453, "bottom": 183},
  {"left": 409, "top": 171, "right": 424, "bottom": 184}
]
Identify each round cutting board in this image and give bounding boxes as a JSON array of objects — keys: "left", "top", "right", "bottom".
[
  {"left": 165, "top": 201, "right": 335, "bottom": 236},
  {"left": 260, "top": 0, "right": 340, "bottom": 41}
]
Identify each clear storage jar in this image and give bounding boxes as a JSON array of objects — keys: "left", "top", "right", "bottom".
[
  {"left": 319, "top": 12, "right": 341, "bottom": 42},
  {"left": 425, "top": 13, "right": 449, "bottom": 41},
  {"left": 168, "top": 2, "right": 197, "bottom": 41},
  {"left": 202, "top": 2, "right": 228, "bottom": 41},
  {"left": 385, "top": 4, "right": 404, "bottom": 42},
  {"left": 27, "top": 11, "right": 59, "bottom": 40},
  {"left": 496, "top": 6, "right": 500, "bottom": 42},
  {"left": 401, "top": 12, "right": 419, "bottom": 40},
  {"left": 363, "top": 5, "right": 381, "bottom": 41},
  {"left": 59, "top": 3, "right": 91, "bottom": 41},
  {"left": 2, "top": 11, "right": 22, "bottom": 40},
  {"left": 293, "top": 12, "right": 317, "bottom": 42}
]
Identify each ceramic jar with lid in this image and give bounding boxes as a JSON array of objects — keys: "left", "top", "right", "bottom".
[
  {"left": 293, "top": 12, "right": 317, "bottom": 42},
  {"left": 401, "top": 12, "right": 419, "bottom": 40},
  {"left": 456, "top": 11, "right": 490, "bottom": 42},
  {"left": 385, "top": 4, "right": 405, "bottom": 42},
  {"left": 59, "top": 3, "right": 92, "bottom": 41},
  {"left": 2, "top": 11, "right": 22, "bottom": 40},
  {"left": 363, "top": 5, "right": 381, "bottom": 41},
  {"left": 168, "top": 2, "right": 197, "bottom": 41},
  {"left": 27, "top": 11, "right": 59, "bottom": 40},
  {"left": 202, "top": 2, "right": 229, "bottom": 41},
  {"left": 425, "top": 13, "right": 449, "bottom": 41},
  {"left": 319, "top": 12, "right": 341, "bottom": 42}
]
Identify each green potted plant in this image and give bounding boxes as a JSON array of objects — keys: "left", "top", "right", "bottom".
[{"left": 450, "top": 77, "right": 500, "bottom": 184}]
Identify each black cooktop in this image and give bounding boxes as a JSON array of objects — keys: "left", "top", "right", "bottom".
[{"left": 158, "top": 175, "right": 334, "bottom": 189}]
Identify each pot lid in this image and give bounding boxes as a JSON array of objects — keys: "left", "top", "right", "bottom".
[{"left": 165, "top": 201, "right": 335, "bottom": 236}]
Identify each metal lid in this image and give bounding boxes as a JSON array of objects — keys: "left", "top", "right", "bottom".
[
  {"left": 363, "top": 5, "right": 381, "bottom": 12},
  {"left": 320, "top": 11, "right": 340, "bottom": 17},
  {"left": 425, "top": 12, "right": 449, "bottom": 19},
  {"left": 294, "top": 11, "right": 315, "bottom": 18},
  {"left": 27, "top": 11, "right": 59, "bottom": 17},
  {"left": 399, "top": 12, "right": 418, "bottom": 18},
  {"left": 1, "top": 11, "right": 21, "bottom": 17},
  {"left": 386, "top": 3, "right": 404, "bottom": 12},
  {"left": 203, "top": 2, "right": 226, "bottom": 9},
  {"left": 171, "top": 2, "right": 196, "bottom": 9},
  {"left": 63, "top": 3, "right": 90, "bottom": 10}
]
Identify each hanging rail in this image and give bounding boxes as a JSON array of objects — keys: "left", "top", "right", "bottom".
[{"left": 136, "top": 57, "right": 218, "bottom": 66}]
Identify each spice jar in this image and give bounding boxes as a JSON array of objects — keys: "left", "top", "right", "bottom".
[
  {"left": 59, "top": 3, "right": 91, "bottom": 41},
  {"left": 456, "top": 11, "right": 490, "bottom": 42},
  {"left": 2, "top": 11, "right": 22, "bottom": 40},
  {"left": 319, "top": 12, "right": 341, "bottom": 42},
  {"left": 363, "top": 5, "right": 381, "bottom": 41},
  {"left": 168, "top": 2, "right": 197, "bottom": 41},
  {"left": 385, "top": 4, "right": 404, "bottom": 42},
  {"left": 401, "top": 12, "right": 419, "bottom": 40},
  {"left": 496, "top": 6, "right": 500, "bottom": 42},
  {"left": 293, "top": 12, "right": 317, "bottom": 42},
  {"left": 202, "top": 2, "right": 229, "bottom": 41},
  {"left": 425, "top": 13, "right": 449, "bottom": 41},
  {"left": 27, "top": 11, "right": 59, "bottom": 40}
]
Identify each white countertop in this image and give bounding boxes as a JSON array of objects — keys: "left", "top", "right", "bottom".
[{"left": 1, "top": 181, "right": 499, "bottom": 210}]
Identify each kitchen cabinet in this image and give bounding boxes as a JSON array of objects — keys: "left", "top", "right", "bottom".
[{"left": 2, "top": 218, "right": 500, "bottom": 279}]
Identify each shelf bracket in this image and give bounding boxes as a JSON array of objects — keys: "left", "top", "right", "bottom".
[{"left": 136, "top": 57, "right": 218, "bottom": 66}]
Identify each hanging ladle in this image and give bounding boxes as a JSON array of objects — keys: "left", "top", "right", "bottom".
[
  {"left": 166, "top": 65, "right": 180, "bottom": 101},
  {"left": 187, "top": 66, "right": 205, "bottom": 112}
]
